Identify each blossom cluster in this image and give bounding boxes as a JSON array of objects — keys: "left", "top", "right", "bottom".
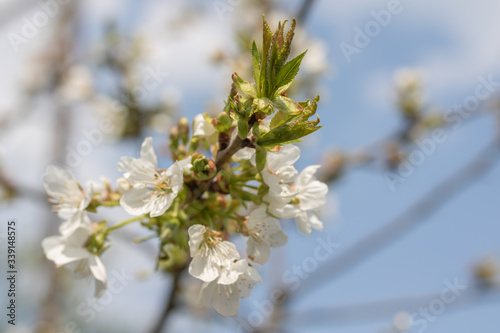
[{"left": 41, "top": 18, "right": 329, "bottom": 317}]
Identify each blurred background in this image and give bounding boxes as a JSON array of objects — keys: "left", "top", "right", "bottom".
[{"left": 1, "top": 0, "right": 499, "bottom": 332}]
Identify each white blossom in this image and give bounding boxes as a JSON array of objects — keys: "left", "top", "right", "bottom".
[
  {"left": 188, "top": 225, "right": 240, "bottom": 282},
  {"left": 246, "top": 205, "right": 287, "bottom": 264},
  {"left": 57, "top": 65, "right": 94, "bottom": 102},
  {"left": 193, "top": 113, "right": 216, "bottom": 137},
  {"left": 198, "top": 259, "right": 262, "bottom": 317},
  {"left": 287, "top": 165, "right": 329, "bottom": 235},
  {"left": 119, "top": 137, "right": 184, "bottom": 217},
  {"left": 42, "top": 213, "right": 107, "bottom": 298},
  {"left": 43, "top": 165, "right": 93, "bottom": 219},
  {"left": 258, "top": 144, "right": 300, "bottom": 185}
]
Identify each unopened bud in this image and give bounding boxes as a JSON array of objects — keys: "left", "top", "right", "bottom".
[
  {"left": 191, "top": 153, "right": 217, "bottom": 180},
  {"left": 178, "top": 117, "right": 190, "bottom": 144}
]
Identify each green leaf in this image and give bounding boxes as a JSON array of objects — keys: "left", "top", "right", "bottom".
[
  {"left": 261, "top": 17, "right": 273, "bottom": 97},
  {"left": 255, "top": 145, "right": 267, "bottom": 171},
  {"left": 272, "top": 95, "right": 303, "bottom": 115},
  {"left": 274, "top": 51, "right": 307, "bottom": 96},
  {"left": 232, "top": 73, "right": 257, "bottom": 98},
  {"left": 257, "top": 117, "right": 321, "bottom": 147},
  {"left": 252, "top": 41, "right": 261, "bottom": 96},
  {"left": 258, "top": 96, "right": 322, "bottom": 147},
  {"left": 270, "top": 110, "right": 292, "bottom": 129},
  {"left": 237, "top": 118, "right": 249, "bottom": 140},
  {"left": 252, "top": 122, "right": 262, "bottom": 139}
]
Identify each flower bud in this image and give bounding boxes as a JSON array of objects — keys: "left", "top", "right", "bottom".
[
  {"left": 191, "top": 153, "right": 217, "bottom": 181},
  {"left": 178, "top": 117, "right": 190, "bottom": 145}
]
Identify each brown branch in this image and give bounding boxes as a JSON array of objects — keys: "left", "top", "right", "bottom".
[
  {"left": 149, "top": 266, "right": 186, "bottom": 333},
  {"left": 191, "top": 115, "right": 257, "bottom": 200}
]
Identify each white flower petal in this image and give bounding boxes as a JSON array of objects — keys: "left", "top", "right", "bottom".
[
  {"left": 189, "top": 254, "right": 220, "bottom": 282},
  {"left": 139, "top": 137, "right": 158, "bottom": 168},
  {"left": 120, "top": 187, "right": 154, "bottom": 216},
  {"left": 309, "top": 212, "right": 324, "bottom": 232},
  {"left": 266, "top": 145, "right": 300, "bottom": 173},
  {"left": 193, "top": 114, "right": 216, "bottom": 137},
  {"left": 188, "top": 225, "right": 206, "bottom": 256},
  {"left": 89, "top": 255, "right": 108, "bottom": 298},
  {"left": 233, "top": 147, "right": 255, "bottom": 161},
  {"left": 211, "top": 284, "right": 240, "bottom": 317},
  {"left": 295, "top": 212, "right": 312, "bottom": 236},
  {"left": 246, "top": 237, "right": 271, "bottom": 265}
]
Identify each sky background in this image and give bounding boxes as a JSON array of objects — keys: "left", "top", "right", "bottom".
[{"left": 0, "top": 0, "right": 499, "bottom": 332}]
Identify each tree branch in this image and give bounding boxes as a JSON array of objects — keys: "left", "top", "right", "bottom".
[
  {"left": 149, "top": 266, "right": 186, "bottom": 333},
  {"left": 191, "top": 115, "right": 257, "bottom": 200}
]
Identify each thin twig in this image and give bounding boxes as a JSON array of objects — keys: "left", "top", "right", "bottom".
[{"left": 191, "top": 115, "right": 257, "bottom": 200}]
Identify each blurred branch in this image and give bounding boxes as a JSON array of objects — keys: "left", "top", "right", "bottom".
[
  {"left": 294, "top": 139, "right": 500, "bottom": 301},
  {"left": 35, "top": 3, "right": 78, "bottom": 332},
  {"left": 297, "top": 0, "right": 316, "bottom": 22},
  {"left": 257, "top": 138, "right": 499, "bottom": 332},
  {"left": 285, "top": 286, "right": 500, "bottom": 328},
  {"left": 149, "top": 266, "right": 186, "bottom": 333}
]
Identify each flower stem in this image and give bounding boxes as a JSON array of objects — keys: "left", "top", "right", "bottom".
[{"left": 107, "top": 215, "right": 147, "bottom": 232}]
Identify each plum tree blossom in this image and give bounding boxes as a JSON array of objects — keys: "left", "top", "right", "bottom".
[
  {"left": 41, "top": 18, "right": 329, "bottom": 317},
  {"left": 246, "top": 205, "right": 288, "bottom": 264},
  {"left": 43, "top": 165, "right": 93, "bottom": 219},
  {"left": 193, "top": 113, "right": 216, "bottom": 137},
  {"left": 198, "top": 259, "right": 262, "bottom": 317},
  {"left": 188, "top": 224, "right": 240, "bottom": 282},
  {"left": 268, "top": 165, "right": 328, "bottom": 235},
  {"left": 119, "top": 137, "right": 184, "bottom": 217},
  {"left": 42, "top": 212, "right": 108, "bottom": 297}
]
